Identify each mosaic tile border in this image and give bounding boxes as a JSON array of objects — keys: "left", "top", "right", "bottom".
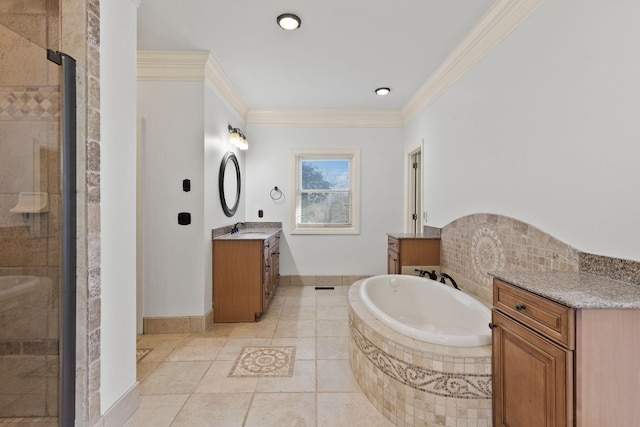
[
  {"left": 229, "top": 346, "right": 296, "bottom": 378},
  {"left": 0, "top": 88, "right": 60, "bottom": 121},
  {"left": 350, "top": 324, "right": 491, "bottom": 399}
]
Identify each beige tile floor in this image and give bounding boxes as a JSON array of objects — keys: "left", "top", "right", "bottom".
[{"left": 126, "top": 284, "right": 393, "bottom": 427}]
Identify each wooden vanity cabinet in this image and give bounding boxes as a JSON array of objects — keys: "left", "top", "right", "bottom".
[
  {"left": 493, "top": 279, "right": 574, "bottom": 427},
  {"left": 492, "top": 278, "right": 640, "bottom": 426},
  {"left": 387, "top": 236, "right": 440, "bottom": 274},
  {"left": 212, "top": 232, "right": 280, "bottom": 322},
  {"left": 262, "top": 233, "right": 279, "bottom": 310}
]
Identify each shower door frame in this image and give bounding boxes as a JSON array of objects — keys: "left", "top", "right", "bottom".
[{"left": 47, "top": 49, "right": 77, "bottom": 427}]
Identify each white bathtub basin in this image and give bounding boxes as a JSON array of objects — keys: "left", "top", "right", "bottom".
[{"left": 359, "top": 274, "right": 491, "bottom": 347}]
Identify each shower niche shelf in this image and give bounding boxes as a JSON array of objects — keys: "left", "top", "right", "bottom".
[{"left": 10, "top": 192, "right": 49, "bottom": 213}]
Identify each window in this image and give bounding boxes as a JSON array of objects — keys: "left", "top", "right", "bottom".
[{"left": 291, "top": 149, "right": 360, "bottom": 234}]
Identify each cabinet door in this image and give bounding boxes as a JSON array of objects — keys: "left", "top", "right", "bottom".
[
  {"left": 387, "top": 248, "right": 400, "bottom": 274},
  {"left": 492, "top": 310, "right": 572, "bottom": 427}
]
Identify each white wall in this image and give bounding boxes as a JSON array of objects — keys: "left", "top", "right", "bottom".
[
  {"left": 138, "top": 81, "right": 206, "bottom": 316},
  {"left": 244, "top": 126, "right": 405, "bottom": 276},
  {"left": 203, "top": 88, "right": 246, "bottom": 313},
  {"left": 100, "top": 0, "right": 137, "bottom": 413},
  {"left": 406, "top": 0, "right": 640, "bottom": 262},
  {"left": 138, "top": 80, "right": 246, "bottom": 317}
]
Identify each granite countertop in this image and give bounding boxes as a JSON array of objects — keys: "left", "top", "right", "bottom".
[
  {"left": 490, "top": 271, "right": 640, "bottom": 309},
  {"left": 387, "top": 230, "right": 441, "bottom": 240},
  {"left": 213, "top": 228, "right": 280, "bottom": 241}
]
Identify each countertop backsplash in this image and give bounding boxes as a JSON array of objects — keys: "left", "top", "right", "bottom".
[{"left": 430, "top": 213, "right": 639, "bottom": 305}]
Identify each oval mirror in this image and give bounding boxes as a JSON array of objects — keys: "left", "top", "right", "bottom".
[{"left": 218, "top": 152, "right": 241, "bottom": 217}]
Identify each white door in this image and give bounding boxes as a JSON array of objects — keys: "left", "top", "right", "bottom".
[{"left": 408, "top": 149, "right": 422, "bottom": 234}]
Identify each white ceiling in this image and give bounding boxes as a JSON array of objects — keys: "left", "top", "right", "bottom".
[{"left": 137, "top": 0, "right": 495, "bottom": 111}]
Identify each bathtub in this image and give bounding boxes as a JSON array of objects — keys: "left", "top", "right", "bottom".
[
  {"left": 349, "top": 277, "right": 492, "bottom": 426},
  {"left": 359, "top": 274, "right": 491, "bottom": 347}
]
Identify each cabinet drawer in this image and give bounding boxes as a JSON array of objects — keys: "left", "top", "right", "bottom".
[{"left": 493, "top": 279, "right": 575, "bottom": 349}]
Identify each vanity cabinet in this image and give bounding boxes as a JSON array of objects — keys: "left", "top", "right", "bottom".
[
  {"left": 212, "top": 231, "right": 280, "bottom": 322},
  {"left": 492, "top": 278, "right": 640, "bottom": 426},
  {"left": 387, "top": 236, "right": 440, "bottom": 274},
  {"left": 263, "top": 233, "right": 280, "bottom": 309}
]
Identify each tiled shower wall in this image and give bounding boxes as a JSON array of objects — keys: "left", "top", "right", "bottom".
[
  {"left": 62, "top": 0, "right": 102, "bottom": 425},
  {"left": 0, "top": 1, "right": 62, "bottom": 418},
  {"left": 439, "top": 213, "right": 640, "bottom": 305},
  {"left": 0, "top": 0, "right": 102, "bottom": 424}
]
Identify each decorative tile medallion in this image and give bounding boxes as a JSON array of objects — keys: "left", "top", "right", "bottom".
[
  {"left": 351, "top": 324, "right": 491, "bottom": 399},
  {"left": 471, "top": 226, "right": 506, "bottom": 286},
  {"left": 136, "top": 348, "right": 152, "bottom": 362},
  {"left": 229, "top": 346, "right": 296, "bottom": 378}
]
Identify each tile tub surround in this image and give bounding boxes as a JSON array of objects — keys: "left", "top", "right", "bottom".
[
  {"left": 348, "top": 281, "right": 492, "bottom": 427},
  {"left": 437, "top": 213, "right": 640, "bottom": 306}
]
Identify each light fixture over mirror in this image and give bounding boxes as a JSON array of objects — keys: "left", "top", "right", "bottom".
[
  {"left": 228, "top": 124, "right": 249, "bottom": 150},
  {"left": 277, "top": 13, "right": 301, "bottom": 30}
]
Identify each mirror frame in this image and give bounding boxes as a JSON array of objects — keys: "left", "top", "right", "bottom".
[{"left": 218, "top": 152, "right": 241, "bottom": 217}]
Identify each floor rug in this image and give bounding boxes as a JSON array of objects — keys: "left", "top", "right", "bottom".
[
  {"left": 136, "top": 348, "right": 152, "bottom": 362},
  {"left": 229, "top": 346, "right": 296, "bottom": 377}
]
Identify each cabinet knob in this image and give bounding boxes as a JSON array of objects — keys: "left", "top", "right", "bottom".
[
  {"left": 488, "top": 323, "right": 498, "bottom": 330},
  {"left": 515, "top": 304, "right": 526, "bottom": 311}
]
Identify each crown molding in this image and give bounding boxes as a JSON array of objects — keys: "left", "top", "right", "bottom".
[
  {"left": 247, "top": 109, "right": 405, "bottom": 128},
  {"left": 402, "top": 0, "right": 546, "bottom": 123},
  {"left": 137, "top": 1, "right": 545, "bottom": 128},
  {"left": 137, "top": 51, "right": 250, "bottom": 122},
  {"left": 137, "top": 51, "right": 209, "bottom": 81},
  {"left": 203, "top": 55, "right": 250, "bottom": 121}
]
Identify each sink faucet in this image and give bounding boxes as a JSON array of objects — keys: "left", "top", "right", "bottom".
[
  {"left": 415, "top": 269, "right": 438, "bottom": 281},
  {"left": 440, "top": 273, "right": 460, "bottom": 290},
  {"left": 230, "top": 222, "right": 245, "bottom": 234}
]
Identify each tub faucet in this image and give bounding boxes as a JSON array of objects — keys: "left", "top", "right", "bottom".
[
  {"left": 230, "top": 222, "right": 245, "bottom": 234},
  {"left": 415, "top": 269, "right": 438, "bottom": 281},
  {"left": 440, "top": 273, "right": 460, "bottom": 290}
]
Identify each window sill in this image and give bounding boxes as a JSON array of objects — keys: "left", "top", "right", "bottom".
[{"left": 290, "top": 226, "right": 360, "bottom": 235}]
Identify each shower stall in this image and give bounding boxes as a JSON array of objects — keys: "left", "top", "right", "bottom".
[{"left": 0, "top": 2, "right": 76, "bottom": 425}]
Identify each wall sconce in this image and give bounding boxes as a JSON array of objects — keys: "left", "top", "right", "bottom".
[{"left": 228, "top": 125, "right": 248, "bottom": 150}]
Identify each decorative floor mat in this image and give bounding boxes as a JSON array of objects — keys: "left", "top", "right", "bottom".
[
  {"left": 229, "top": 346, "right": 296, "bottom": 378},
  {"left": 136, "top": 348, "right": 152, "bottom": 362}
]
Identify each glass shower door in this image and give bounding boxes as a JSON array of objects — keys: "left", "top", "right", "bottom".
[{"left": 0, "top": 2, "right": 62, "bottom": 425}]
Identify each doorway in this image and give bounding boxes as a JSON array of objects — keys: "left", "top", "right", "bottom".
[{"left": 407, "top": 147, "right": 422, "bottom": 234}]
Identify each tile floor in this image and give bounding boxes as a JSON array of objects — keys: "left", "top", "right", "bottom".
[{"left": 126, "top": 284, "right": 393, "bottom": 427}]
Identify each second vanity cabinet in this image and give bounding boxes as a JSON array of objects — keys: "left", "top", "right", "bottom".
[
  {"left": 212, "top": 230, "right": 280, "bottom": 322},
  {"left": 491, "top": 276, "right": 640, "bottom": 426},
  {"left": 387, "top": 235, "right": 440, "bottom": 274}
]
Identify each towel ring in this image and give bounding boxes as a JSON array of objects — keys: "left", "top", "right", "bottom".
[{"left": 270, "top": 186, "right": 283, "bottom": 200}]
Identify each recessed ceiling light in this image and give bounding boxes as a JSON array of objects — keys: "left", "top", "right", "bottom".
[
  {"left": 277, "top": 13, "right": 301, "bottom": 30},
  {"left": 375, "top": 87, "right": 391, "bottom": 96}
]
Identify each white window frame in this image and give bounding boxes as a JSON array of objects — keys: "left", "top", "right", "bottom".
[{"left": 290, "top": 149, "right": 360, "bottom": 235}]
